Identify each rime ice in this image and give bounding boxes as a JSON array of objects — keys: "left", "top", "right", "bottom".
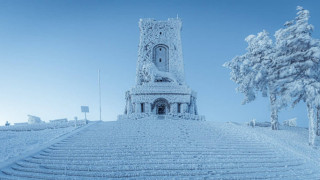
[{"left": 119, "top": 18, "right": 204, "bottom": 121}]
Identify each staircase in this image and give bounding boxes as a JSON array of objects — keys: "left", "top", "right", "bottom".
[{"left": 1, "top": 120, "right": 319, "bottom": 179}]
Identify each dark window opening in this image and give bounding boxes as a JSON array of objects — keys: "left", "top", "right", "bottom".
[
  {"left": 160, "top": 32, "right": 162, "bottom": 35},
  {"left": 141, "top": 103, "right": 144, "bottom": 113},
  {"left": 178, "top": 103, "right": 181, "bottom": 113},
  {"left": 159, "top": 48, "right": 162, "bottom": 51},
  {"left": 159, "top": 58, "right": 162, "bottom": 62}
]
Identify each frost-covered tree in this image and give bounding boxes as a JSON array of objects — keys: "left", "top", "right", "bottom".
[
  {"left": 274, "top": 6, "right": 320, "bottom": 146},
  {"left": 225, "top": 6, "right": 320, "bottom": 139},
  {"left": 224, "top": 30, "right": 281, "bottom": 129}
]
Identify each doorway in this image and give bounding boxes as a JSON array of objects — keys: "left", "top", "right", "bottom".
[
  {"left": 153, "top": 98, "right": 170, "bottom": 115},
  {"left": 157, "top": 104, "right": 166, "bottom": 115}
]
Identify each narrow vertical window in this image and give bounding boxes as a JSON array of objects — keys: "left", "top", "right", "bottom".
[
  {"left": 178, "top": 103, "right": 181, "bottom": 113},
  {"left": 141, "top": 103, "right": 144, "bottom": 113}
]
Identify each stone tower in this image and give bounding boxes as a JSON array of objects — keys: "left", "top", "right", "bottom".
[{"left": 119, "top": 18, "right": 204, "bottom": 121}]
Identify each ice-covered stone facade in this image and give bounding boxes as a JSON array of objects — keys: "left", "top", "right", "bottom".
[{"left": 118, "top": 18, "right": 205, "bottom": 121}]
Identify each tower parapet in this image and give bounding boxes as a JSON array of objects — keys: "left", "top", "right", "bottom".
[{"left": 119, "top": 18, "right": 204, "bottom": 121}]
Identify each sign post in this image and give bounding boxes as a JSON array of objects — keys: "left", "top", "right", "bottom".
[{"left": 81, "top": 106, "right": 89, "bottom": 123}]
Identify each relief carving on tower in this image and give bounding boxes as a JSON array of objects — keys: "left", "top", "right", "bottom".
[{"left": 141, "top": 61, "right": 177, "bottom": 84}]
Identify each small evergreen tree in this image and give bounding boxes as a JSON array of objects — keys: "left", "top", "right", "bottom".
[{"left": 274, "top": 6, "right": 320, "bottom": 145}]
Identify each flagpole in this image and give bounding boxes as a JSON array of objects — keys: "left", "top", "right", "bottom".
[{"left": 98, "top": 69, "right": 102, "bottom": 121}]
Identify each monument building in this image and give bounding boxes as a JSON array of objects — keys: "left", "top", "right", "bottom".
[{"left": 118, "top": 18, "right": 204, "bottom": 120}]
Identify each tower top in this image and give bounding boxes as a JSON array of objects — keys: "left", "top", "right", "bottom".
[
  {"left": 138, "top": 18, "right": 182, "bottom": 32},
  {"left": 136, "top": 18, "right": 185, "bottom": 85}
]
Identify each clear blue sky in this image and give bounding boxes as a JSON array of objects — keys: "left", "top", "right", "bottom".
[{"left": 0, "top": 0, "right": 319, "bottom": 127}]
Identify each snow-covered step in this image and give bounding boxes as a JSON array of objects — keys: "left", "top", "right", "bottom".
[
  {"left": 41, "top": 149, "right": 274, "bottom": 154},
  {"left": 37, "top": 152, "right": 278, "bottom": 158},
  {"left": 17, "top": 158, "right": 304, "bottom": 167},
  {"left": 1, "top": 164, "right": 314, "bottom": 180},
  {"left": 21, "top": 157, "right": 304, "bottom": 168},
  {"left": 1, "top": 120, "right": 320, "bottom": 179},
  {"left": 14, "top": 160, "right": 304, "bottom": 172}
]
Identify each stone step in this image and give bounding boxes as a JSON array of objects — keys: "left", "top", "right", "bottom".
[
  {"left": 16, "top": 160, "right": 304, "bottom": 172},
  {"left": 39, "top": 151, "right": 276, "bottom": 157},
  {"left": 23, "top": 157, "right": 302, "bottom": 166},
  {"left": 1, "top": 121, "right": 319, "bottom": 179},
  {"left": 3, "top": 163, "right": 311, "bottom": 179}
]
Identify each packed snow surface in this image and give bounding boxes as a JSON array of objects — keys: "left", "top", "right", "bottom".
[
  {"left": 1, "top": 118, "right": 320, "bottom": 179},
  {"left": 0, "top": 126, "right": 75, "bottom": 164}
]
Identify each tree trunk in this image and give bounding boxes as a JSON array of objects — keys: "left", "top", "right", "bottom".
[
  {"left": 269, "top": 93, "right": 279, "bottom": 130},
  {"left": 317, "top": 106, "right": 320, "bottom": 136},
  {"left": 315, "top": 106, "right": 320, "bottom": 146},
  {"left": 307, "top": 103, "right": 317, "bottom": 146}
]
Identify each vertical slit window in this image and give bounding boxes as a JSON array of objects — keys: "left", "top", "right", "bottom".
[{"left": 141, "top": 103, "right": 144, "bottom": 113}]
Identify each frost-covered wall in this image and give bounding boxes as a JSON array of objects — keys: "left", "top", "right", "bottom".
[
  {"left": 119, "top": 18, "right": 204, "bottom": 121},
  {"left": 136, "top": 18, "right": 185, "bottom": 85}
]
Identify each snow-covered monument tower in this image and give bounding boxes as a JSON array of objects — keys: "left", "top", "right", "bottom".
[{"left": 118, "top": 18, "right": 204, "bottom": 120}]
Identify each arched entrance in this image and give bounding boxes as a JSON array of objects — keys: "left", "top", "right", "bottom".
[{"left": 152, "top": 98, "right": 170, "bottom": 115}]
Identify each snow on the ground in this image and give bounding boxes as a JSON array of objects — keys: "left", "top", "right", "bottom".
[
  {"left": 0, "top": 126, "right": 75, "bottom": 164},
  {"left": 234, "top": 123, "right": 320, "bottom": 166},
  {"left": 0, "top": 118, "right": 320, "bottom": 179},
  {"left": 0, "top": 120, "right": 86, "bottom": 131}
]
